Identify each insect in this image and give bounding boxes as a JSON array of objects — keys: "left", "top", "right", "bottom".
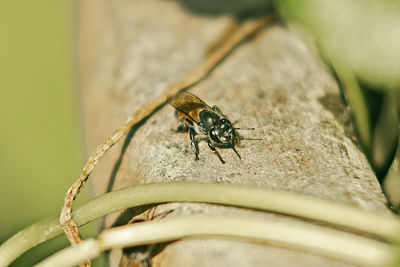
[{"left": 169, "top": 92, "right": 249, "bottom": 163}]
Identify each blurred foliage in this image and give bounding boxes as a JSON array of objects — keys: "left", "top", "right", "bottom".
[
  {"left": 175, "top": 0, "right": 273, "bottom": 18},
  {"left": 394, "top": 242, "right": 400, "bottom": 267},
  {"left": 277, "top": 0, "right": 400, "bottom": 211},
  {"left": 277, "top": 0, "right": 400, "bottom": 90},
  {"left": 384, "top": 139, "right": 400, "bottom": 213},
  {"left": 0, "top": 1, "right": 99, "bottom": 266},
  {"left": 2, "top": 0, "right": 400, "bottom": 265}
]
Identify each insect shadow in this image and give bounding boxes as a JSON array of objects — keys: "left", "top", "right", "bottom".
[{"left": 118, "top": 207, "right": 174, "bottom": 267}]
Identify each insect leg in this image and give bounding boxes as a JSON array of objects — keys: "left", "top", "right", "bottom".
[
  {"left": 207, "top": 140, "right": 225, "bottom": 164},
  {"left": 176, "top": 117, "right": 191, "bottom": 132},
  {"left": 190, "top": 128, "right": 200, "bottom": 160},
  {"left": 231, "top": 133, "right": 242, "bottom": 158},
  {"left": 231, "top": 145, "right": 241, "bottom": 159}
]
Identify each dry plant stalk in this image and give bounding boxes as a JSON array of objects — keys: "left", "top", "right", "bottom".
[{"left": 59, "top": 16, "right": 274, "bottom": 266}]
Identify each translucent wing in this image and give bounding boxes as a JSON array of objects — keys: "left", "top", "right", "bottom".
[{"left": 168, "top": 92, "right": 212, "bottom": 123}]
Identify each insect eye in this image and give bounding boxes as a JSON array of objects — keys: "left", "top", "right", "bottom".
[
  {"left": 219, "top": 119, "right": 232, "bottom": 128},
  {"left": 219, "top": 119, "right": 228, "bottom": 125},
  {"left": 210, "top": 129, "right": 221, "bottom": 143}
]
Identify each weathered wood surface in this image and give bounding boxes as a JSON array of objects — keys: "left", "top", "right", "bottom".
[{"left": 79, "top": 0, "right": 391, "bottom": 266}]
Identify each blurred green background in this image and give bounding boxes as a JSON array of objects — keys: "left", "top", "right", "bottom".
[
  {"left": 0, "top": 1, "right": 96, "bottom": 266},
  {"left": 1, "top": 0, "right": 399, "bottom": 265},
  {"left": 277, "top": 0, "right": 400, "bottom": 211}
]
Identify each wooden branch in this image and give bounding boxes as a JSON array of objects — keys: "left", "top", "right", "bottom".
[{"left": 78, "top": 0, "right": 391, "bottom": 266}]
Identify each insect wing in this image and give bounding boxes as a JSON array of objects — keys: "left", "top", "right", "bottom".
[{"left": 168, "top": 92, "right": 212, "bottom": 123}]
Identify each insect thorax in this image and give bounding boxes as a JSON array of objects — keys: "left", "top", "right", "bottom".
[{"left": 199, "top": 110, "right": 220, "bottom": 130}]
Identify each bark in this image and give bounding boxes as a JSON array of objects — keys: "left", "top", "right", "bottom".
[{"left": 79, "top": 0, "right": 391, "bottom": 266}]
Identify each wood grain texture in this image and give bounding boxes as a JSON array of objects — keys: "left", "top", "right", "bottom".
[{"left": 78, "top": 0, "right": 391, "bottom": 266}]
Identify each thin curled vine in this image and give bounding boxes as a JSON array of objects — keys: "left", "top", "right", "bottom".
[{"left": 59, "top": 16, "right": 275, "bottom": 267}]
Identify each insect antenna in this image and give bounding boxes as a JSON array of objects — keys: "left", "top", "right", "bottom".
[
  {"left": 234, "top": 127, "right": 255, "bottom": 130},
  {"left": 235, "top": 127, "right": 260, "bottom": 141}
]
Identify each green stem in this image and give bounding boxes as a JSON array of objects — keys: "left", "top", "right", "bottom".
[
  {"left": 334, "top": 63, "right": 371, "bottom": 152},
  {"left": 36, "top": 216, "right": 396, "bottom": 267},
  {"left": 1, "top": 182, "right": 399, "bottom": 266}
]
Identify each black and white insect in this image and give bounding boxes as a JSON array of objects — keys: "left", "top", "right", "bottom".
[{"left": 168, "top": 92, "right": 251, "bottom": 163}]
